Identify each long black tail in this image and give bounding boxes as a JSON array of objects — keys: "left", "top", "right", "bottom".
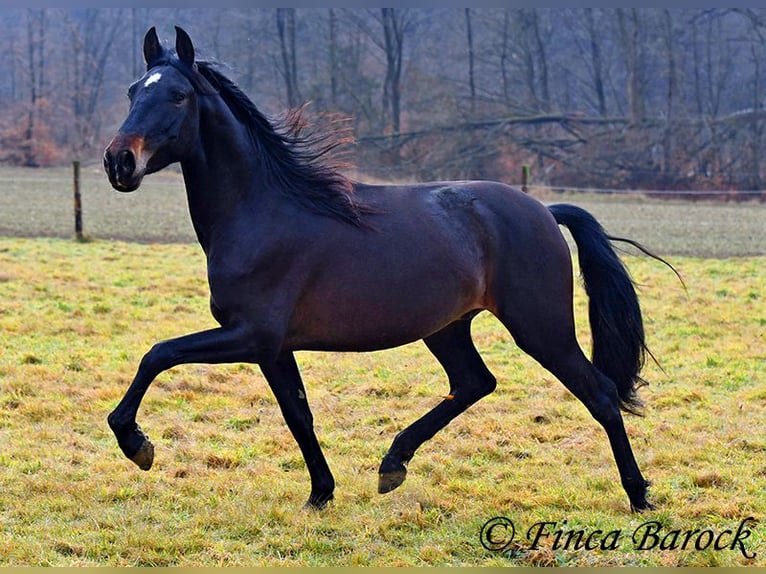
[{"left": 548, "top": 203, "right": 672, "bottom": 415}]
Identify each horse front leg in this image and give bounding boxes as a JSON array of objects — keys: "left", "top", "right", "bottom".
[
  {"left": 108, "top": 326, "right": 269, "bottom": 470},
  {"left": 259, "top": 352, "right": 335, "bottom": 509}
]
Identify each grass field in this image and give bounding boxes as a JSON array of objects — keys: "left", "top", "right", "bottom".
[
  {"left": 0, "top": 166, "right": 765, "bottom": 566},
  {"left": 1, "top": 165, "right": 764, "bottom": 257}
]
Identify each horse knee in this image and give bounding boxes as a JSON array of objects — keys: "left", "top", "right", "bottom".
[
  {"left": 282, "top": 407, "right": 315, "bottom": 438},
  {"left": 139, "top": 342, "right": 175, "bottom": 374},
  {"left": 140, "top": 335, "right": 212, "bottom": 376}
]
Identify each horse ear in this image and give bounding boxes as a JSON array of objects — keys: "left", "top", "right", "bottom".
[
  {"left": 175, "top": 26, "right": 195, "bottom": 66},
  {"left": 143, "top": 26, "right": 162, "bottom": 68}
]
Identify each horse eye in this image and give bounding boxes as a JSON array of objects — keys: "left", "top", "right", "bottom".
[{"left": 172, "top": 91, "right": 186, "bottom": 103}]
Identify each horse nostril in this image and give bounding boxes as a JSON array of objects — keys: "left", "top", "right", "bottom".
[
  {"left": 117, "top": 150, "right": 136, "bottom": 175},
  {"left": 104, "top": 149, "right": 120, "bottom": 181}
]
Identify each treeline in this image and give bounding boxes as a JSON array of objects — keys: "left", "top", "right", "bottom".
[{"left": 2, "top": 8, "right": 766, "bottom": 190}]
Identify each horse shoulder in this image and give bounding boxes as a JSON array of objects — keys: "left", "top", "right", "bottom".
[{"left": 203, "top": 228, "right": 311, "bottom": 337}]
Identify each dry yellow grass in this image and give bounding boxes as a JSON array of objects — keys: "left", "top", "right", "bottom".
[{"left": 0, "top": 236, "right": 764, "bottom": 566}]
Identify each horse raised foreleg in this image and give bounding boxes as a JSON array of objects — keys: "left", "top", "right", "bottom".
[
  {"left": 108, "top": 326, "right": 268, "bottom": 471},
  {"left": 260, "top": 352, "right": 335, "bottom": 509},
  {"left": 378, "top": 318, "right": 496, "bottom": 494}
]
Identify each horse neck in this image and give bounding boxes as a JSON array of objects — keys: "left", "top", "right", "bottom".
[{"left": 180, "top": 98, "right": 275, "bottom": 249}]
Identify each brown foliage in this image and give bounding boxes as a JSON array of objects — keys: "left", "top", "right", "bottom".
[{"left": 0, "top": 101, "right": 64, "bottom": 167}]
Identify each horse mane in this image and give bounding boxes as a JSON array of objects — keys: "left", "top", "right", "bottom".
[{"left": 191, "top": 61, "right": 370, "bottom": 227}]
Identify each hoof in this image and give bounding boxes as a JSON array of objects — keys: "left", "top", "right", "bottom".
[
  {"left": 627, "top": 479, "right": 653, "bottom": 512},
  {"left": 110, "top": 417, "right": 155, "bottom": 470},
  {"left": 130, "top": 439, "right": 155, "bottom": 471},
  {"left": 631, "top": 499, "right": 656, "bottom": 513},
  {"left": 303, "top": 492, "right": 334, "bottom": 510},
  {"left": 378, "top": 468, "right": 407, "bottom": 494}
]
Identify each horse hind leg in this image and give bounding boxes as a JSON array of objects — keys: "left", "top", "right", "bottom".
[
  {"left": 556, "top": 353, "right": 652, "bottom": 511},
  {"left": 378, "top": 317, "right": 497, "bottom": 494},
  {"left": 496, "top": 301, "right": 652, "bottom": 511}
]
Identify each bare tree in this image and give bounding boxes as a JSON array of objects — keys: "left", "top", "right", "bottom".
[
  {"left": 499, "top": 10, "right": 512, "bottom": 109},
  {"left": 581, "top": 8, "right": 608, "bottom": 117},
  {"left": 750, "top": 45, "right": 763, "bottom": 189},
  {"left": 380, "top": 8, "right": 407, "bottom": 134},
  {"left": 738, "top": 9, "right": 766, "bottom": 188},
  {"left": 276, "top": 8, "right": 300, "bottom": 108},
  {"left": 528, "top": 9, "right": 550, "bottom": 112},
  {"left": 661, "top": 9, "right": 678, "bottom": 176},
  {"left": 24, "top": 8, "right": 46, "bottom": 166},
  {"left": 465, "top": 8, "right": 476, "bottom": 114},
  {"left": 1, "top": 13, "right": 21, "bottom": 102},
  {"left": 2, "top": 8, "right": 766, "bottom": 191},
  {"left": 506, "top": 9, "right": 552, "bottom": 113},
  {"left": 328, "top": 8, "right": 339, "bottom": 106},
  {"left": 616, "top": 8, "right": 645, "bottom": 121},
  {"left": 66, "top": 9, "right": 124, "bottom": 158}
]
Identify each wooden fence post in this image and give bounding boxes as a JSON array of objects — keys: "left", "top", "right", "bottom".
[
  {"left": 521, "top": 164, "right": 530, "bottom": 192},
  {"left": 73, "top": 160, "right": 83, "bottom": 241}
]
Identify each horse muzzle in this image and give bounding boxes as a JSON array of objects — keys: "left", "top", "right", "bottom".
[{"left": 104, "top": 134, "right": 148, "bottom": 192}]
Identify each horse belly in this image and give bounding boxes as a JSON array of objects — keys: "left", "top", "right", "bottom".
[{"left": 286, "top": 263, "right": 483, "bottom": 352}]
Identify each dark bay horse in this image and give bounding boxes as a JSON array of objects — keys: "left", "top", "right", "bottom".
[{"left": 104, "top": 26, "right": 670, "bottom": 511}]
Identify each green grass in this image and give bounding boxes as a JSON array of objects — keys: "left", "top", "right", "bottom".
[
  {"left": 1, "top": 165, "right": 765, "bottom": 256},
  {"left": 0, "top": 165, "right": 194, "bottom": 243},
  {"left": 0, "top": 236, "right": 764, "bottom": 566}
]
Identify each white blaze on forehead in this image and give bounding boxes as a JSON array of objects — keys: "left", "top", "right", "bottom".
[{"left": 143, "top": 72, "right": 162, "bottom": 87}]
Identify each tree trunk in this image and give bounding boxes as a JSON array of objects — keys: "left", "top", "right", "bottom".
[
  {"left": 24, "top": 9, "right": 46, "bottom": 167},
  {"left": 67, "top": 9, "right": 123, "bottom": 158},
  {"left": 276, "top": 8, "right": 299, "bottom": 108},
  {"left": 131, "top": 8, "right": 139, "bottom": 78},
  {"left": 617, "top": 8, "right": 644, "bottom": 122},
  {"left": 692, "top": 18, "right": 704, "bottom": 117},
  {"left": 500, "top": 9, "right": 511, "bottom": 108},
  {"left": 662, "top": 9, "right": 677, "bottom": 177},
  {"left": 751, "top": 45, "right": 762, "bottom": 189},
  {"left": 381, "top": 8, "right": 406, "bottom": 135},
  {"left": 465, "top": 8, "right": 476, "bottom": 114},
  {"left": 529, "top": 10, "right": 550, "bottom": 112},
  {"left": 328, "top": 8, "right": 338, "bottom": 106},
  {"left": 584, "top": 9, "right": 607, "bottom": 116}
]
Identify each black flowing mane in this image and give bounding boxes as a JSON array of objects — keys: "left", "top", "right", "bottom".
[{"left": 192, "top": 60, "right": 369, "bottom": 226}]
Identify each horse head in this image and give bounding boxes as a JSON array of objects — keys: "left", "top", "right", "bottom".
[{"left": 104, "top": 26, "right": 209, "bottom": 192}]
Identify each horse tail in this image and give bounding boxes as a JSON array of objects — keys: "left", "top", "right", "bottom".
[{"left": 548, "top": 203, "right": 656, "bottom": 415}]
